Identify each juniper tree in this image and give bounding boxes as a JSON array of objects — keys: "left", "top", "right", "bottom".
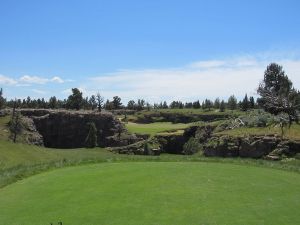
[
  {"left": 219, "top": 100, "right": 226, "bottom": 112},
  {"left": 0, "top": 88, "right": 5, "bottom": 109},
  {"left": 85, "top": 122, "right": 97, "bottom": 148},
  {"left": 241, "top": 94, "right": 249, "bottom": 111},
  {"left": 227, "top": 95, "right": 237, "bottom": 110},
  {"left": 9, "top": 101, "right": 23, "bottom": 143},
  {"left": 214, "top": 98, "right": 220, "bottom": 109},
  {"left": 66, "top": 88, "right": 83, "bottom": 110},
  {"left": 89, "top": 95, "right": 97, "bottom": 110},
  {"left": 96, "top": 93, "right": 104, "bottom": 111},
  {"left": 257, "top": 63, "right": 299, "bottom": 127}
]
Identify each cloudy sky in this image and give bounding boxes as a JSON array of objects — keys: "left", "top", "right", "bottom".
[{"left": 0, "top": 0, "right": 299, "bottom": 103}]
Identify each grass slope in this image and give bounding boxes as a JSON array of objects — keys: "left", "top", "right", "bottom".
[
  {"left": 0, "top": 140, "right": 111, "bottom": 170},
  {"left": 0, "top": 162, "right": 300, "bottom": 225}
]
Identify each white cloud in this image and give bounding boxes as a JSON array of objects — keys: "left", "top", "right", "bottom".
[
  {"left": 0, "top": 74, "right": 17, "bottom": 85},
  {"left": 1, "top": 52, "right": 300, "bottom": 102},
  {"left": 19, "top": 75, "right": 65, "bottom": 84},
  {"left": 88, "top": 55, "right": 300, "bottom": 103},
  {"left": 20, "top": 75, "right": 49, "bottom": 84},
  {"left": 51, "top": 76, "right": 64, "bottom": 83},
  {"left": 189, "top": 60, "right": 226, "bottom": 69}
]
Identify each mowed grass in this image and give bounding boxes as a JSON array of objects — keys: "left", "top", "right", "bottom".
[
  {"left": 125, "top": 122, "right": 191, "bottom": 136},
  {"left": 0, "top": 162, "right": 300, "bottom": 225}
]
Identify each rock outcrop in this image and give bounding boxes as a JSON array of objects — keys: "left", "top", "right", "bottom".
[
  {"left": 203, "top": 135, "right": 300, "bottom": 159},
  {"left": 239, "top": 136, "right": 279, "bottom": 158},
  {"left": 21, "top": 116, "right": 44, "bottom": 146},
  {"left": 19, "top": 109, "right": 141, "bottom": 148}
]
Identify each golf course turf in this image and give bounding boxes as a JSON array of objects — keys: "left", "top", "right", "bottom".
[{"left": 0, "top": 162, "right": 300, "bottom": 225}]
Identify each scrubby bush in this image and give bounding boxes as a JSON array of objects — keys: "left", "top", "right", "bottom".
[
  {"left": 228, "top": 110, "right": 278, "bottom": 129},
  {"left": 194, "top": 125, "right": 213, "bottom": 143},
  {"left": 182, "top": 137, "right": 202, "bottom": 155}
]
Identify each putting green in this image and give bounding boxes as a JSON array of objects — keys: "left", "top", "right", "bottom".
[{"left": 0, "top": 162, "right": 300, "bottom": 225}]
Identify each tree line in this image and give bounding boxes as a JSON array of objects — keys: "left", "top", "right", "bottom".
[
  {"left": 0, "top": 89, "right": 257, "bottom": 112},
  {"left": 0, "top": 63, "right": 299, "bottom": 115}
]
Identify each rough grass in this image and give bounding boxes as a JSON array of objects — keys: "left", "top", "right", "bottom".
[
  {"left": 0, "top": 140, "right": 113, "bottom": 170},
  {"left": 1, "top": 139, "right": 300, "bottom": 188},
  {"left": 125, "top": 122, "right": 191, "bottom": 136},
  {"left": 217, "top": 124, "right": 300, "bottom": 140},
  {"left": 1, "top": 162, "right": 300, "bottom": 225},
  {"left": 123, "top": 108, "right": 244, "bottom": 123},
  {"left": 139, "top": 108, "right": 245, "bottom": 115},
  {"left": 0, "top": 115, "right": 10, "bottom": 140}
]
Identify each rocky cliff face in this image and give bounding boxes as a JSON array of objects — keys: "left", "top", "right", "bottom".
[
  {"left": 203, "top": 135, "right": 300, "bottom": 159},
  {"left": 20, "top": 109, "right": 138, "bottom": 148}
]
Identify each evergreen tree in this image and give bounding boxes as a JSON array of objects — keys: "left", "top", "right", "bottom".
[
  {"left": 88, "top": 95, "right": 97, "bottom": 110},
  {"left": 96, "top": 93, "right": 104, "bottom": 111},
  {"left": 185, "top": 102, "right": 193, "bottom": 108},
  {"left": 227, "top": 95, "right": 237, "bottom": 110},
  {"left": 85, "top": 122, "right": 97, "bottom": 148},
  {"left": 249, "top": 96, "right": 255, "bottom": 109},
  {"left": 9, "top": 101, "right": 23, "bottom": 143},
  {"left": 0, "top": 88, "right": 5, "bottom": 109},
  {"left": 214, "top": 98, "right": 220, "bottom": 109},
  {"left": 66, "top": 88, "right": 83, "bottom": 110},
  {"left": 127, "top": 100, "right": 136, "bottom": 110},
  {"left": 241, "top": 94, "right": 249, "bottom": 111},
  {"left": 49, "top": 96, "right": 58, "bottom": 109},
  {"left": 257, "top": 63, "right": 299, "bottom": 126},
  {"left": 192, "top": 100, "right": 201, "bottom": 109},
  {"left": 219, "top": 100, "right": 225, "bottom": 112},
  {"left": 204, "top": 99, "right": 213, "bottom": 111},
  {"left": 137, "top": 99, "right": 145, "bottom": 111},
  {"left": 26, "top": 96, "right": 31, "bottom": 108},
  {"left": 112, "top": 96, "right": 122, "bottom": 109},
  {"left": 162, "top": 101, "right": 168, "bottom": 109}
]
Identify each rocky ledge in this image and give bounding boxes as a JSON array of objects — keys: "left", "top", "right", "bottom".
[
  {"left": 19, "top": 109, "right": 142, "bottom": 148},
  {"left": 203, "top": 135, "right": 300, "bottom": 159}
]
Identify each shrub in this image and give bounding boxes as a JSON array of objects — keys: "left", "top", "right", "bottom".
[
  {"left": 195, "top": 126, "right": 213, "bottom": 143},
  {"left": 85, "top": 122, "right": 97, "bottom": 148},
  {"left": 182, "top": 137, "right": 202, "bottom": 155}
]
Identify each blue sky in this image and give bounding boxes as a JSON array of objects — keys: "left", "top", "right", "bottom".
[{"left": 0, "top": 0, "right": 300, "bottom": 103}]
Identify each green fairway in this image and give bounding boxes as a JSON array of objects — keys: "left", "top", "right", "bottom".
[
  {"left": 125, "top": 122, "right": 191, "bottom": 136},
  {"left": 1, "top": 162, "right": 300, "bottom": 225}
]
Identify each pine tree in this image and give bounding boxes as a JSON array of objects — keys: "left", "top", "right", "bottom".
[
  {"left": 249, "top": 96, "right": 255, "bottom": 109},
  {"left": 241, "top": 94, "right": 249, "bottom": 111},
  {"left": 219, "top": 100, "right": 225, "bottom": 112},
  {"left": 214, "top": 98, "right": 220, "bottom": 109},
  {"left": 227, "top": 95, "right": 237, "bottom": 110}
]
